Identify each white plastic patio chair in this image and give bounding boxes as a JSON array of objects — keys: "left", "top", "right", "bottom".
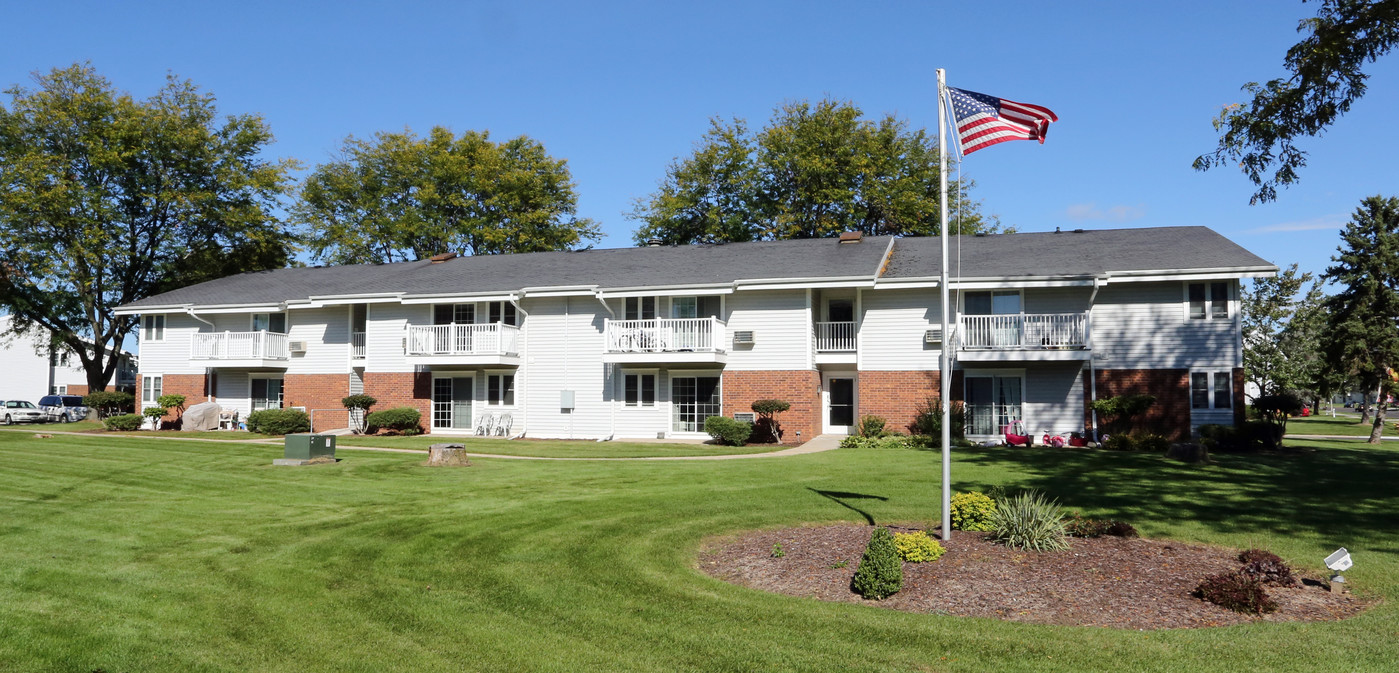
[
  {"left": 475, "top": 413, "right": 495, "bottom": 436},
  {"left": 495, "top": 413, "right": 513, "bottom": 436}
]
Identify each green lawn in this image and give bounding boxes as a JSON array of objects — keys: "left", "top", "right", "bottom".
[
  {"left": 1287, "top": 414, "right": 1396, "bottom": 437},
  {"left": 1, "top": 434, "right": 1396, "bottom": 672},
  {"left": 334, "top": 434, "right": 785, "bottom": 458}
]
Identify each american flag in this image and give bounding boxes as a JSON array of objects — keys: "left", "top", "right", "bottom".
[{"left": 947, "top": 87, "right": 1058, "bottom": 156}]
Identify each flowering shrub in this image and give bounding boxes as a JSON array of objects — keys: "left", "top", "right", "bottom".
[{"left": 893, "top": 531, "right": 945, "bottom": 562}]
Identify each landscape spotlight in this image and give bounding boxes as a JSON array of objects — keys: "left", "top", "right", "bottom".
[{"left": 1324, "top": 547, "right": 1352, "bottom": 588}]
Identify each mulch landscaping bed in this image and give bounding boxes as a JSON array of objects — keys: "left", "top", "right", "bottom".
[{"left": 700, "top": 524, "right": 1370, "bottom": 629}]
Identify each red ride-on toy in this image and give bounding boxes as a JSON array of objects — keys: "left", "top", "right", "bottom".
[
  {"left": 1004, "top": 421, "right": 1032, "bottom": 447},
  {"left": 1041, "top": 430, "right": 1091, "bottom": 448}
]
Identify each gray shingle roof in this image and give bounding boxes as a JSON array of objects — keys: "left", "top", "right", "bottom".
[
  {"left": 883, "top": 226, "right": 1274, "bottom": 279},
  {"left": 121, "top": 226, "right": 1275, "bottom": 310}
]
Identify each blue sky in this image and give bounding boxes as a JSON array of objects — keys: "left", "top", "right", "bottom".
[{"left": 4, "top": 0, "right": 1398, "bottom": 284}]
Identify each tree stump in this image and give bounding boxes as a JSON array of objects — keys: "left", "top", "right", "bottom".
[
  {"left": 1166, "top": 442, "right": 1210, "bottom": 464},
  {"left": 427, "top": 443, "right": 472, "bottom": 467}
]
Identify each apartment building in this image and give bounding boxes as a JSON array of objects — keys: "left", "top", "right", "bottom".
[
  {"left": 115, "top": 227, "right": 1275, "bottom": 441},
  {"left": 0, "top": 315, "right": 139, "bottom": 402}
]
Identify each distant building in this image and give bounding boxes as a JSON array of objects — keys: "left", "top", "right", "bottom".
[{"left": 0, "top": 315, "right": 138, "bottom": 402}]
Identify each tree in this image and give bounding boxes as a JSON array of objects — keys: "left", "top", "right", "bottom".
[
  {"left": 1320, "top": 195, "right": 1399, "bottom": 443},
  {"left": 630, "top": 99, "right": 999, "bottom": 245},
  {"left": 296, "top": 127, "right": 600, "bottom": 264},
  {"left": 1242, "top": 264, "right": 1315, "bottom": 399},
  {"left": 1195, "top": 1, "right": 1399, "bottom": 204},
  {"left": 0, "top": 64, "right": 297, "bottom": 392},
  {"left": 1282, "top": 281, "right": 1348, "bottom": 411}
]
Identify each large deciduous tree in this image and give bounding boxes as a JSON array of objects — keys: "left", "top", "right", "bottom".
[
  {"left": 0, "top": 63, "right": 297, "bottom": 392},
  {"left": 630, "top": 99, "right": 997, "bottom": 245},
  {"left": 1320, "top": 195, "right": 1399, "bottom": 443},
  {"left": 296, "top": 127, "right": 600, "bottom": 264},
  {"left": 1195, "top": 0, "right": 1399, "bottom": 204}
]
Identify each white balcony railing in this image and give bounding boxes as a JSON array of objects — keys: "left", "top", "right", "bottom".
[
  {"left": 957, "top": 313, "right": 1089, "bottom": 350},
  {"left": 191, "top": 331, "right": 290, "bottom": 361},
  {"left": 406, "top": 323, "right": 521, "bottom": 356},
  {"left": 604, "top": 318, "right": 725, "bottom": 353},
  {"left": 351, "top": 331, "right": 366, "bottom": 359},
  {"left": 815, "top": 321, "right": 856, "bottom": 352}
]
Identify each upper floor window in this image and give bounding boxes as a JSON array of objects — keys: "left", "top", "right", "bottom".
[
  {"left": 142, "top": 315, "right": 165, "bottom": 342},
  {"left": 624, "top": 296, "right": 657, "bottom": 321},
  {"left": 1187, "top": 282, "right": 1230, "bottom": 320},
  {"left": 964, "top": 291, "right": 1021, "bottom": 315},
  {"left": 671, "top": 296, "right": 721, "bottom": 319},
  {"left": 1191, "top": 371, "right": 1232, "bottom": 409},
  {"left": 488, "top": 301, "right": 518, "bottom": 326},
  {"left": 434, "top": 303, "right": 474, "bottom": 325},
  {"left": 826, "top": 299, "right": 854, "bottom": 323},
  {"left": 252, "top": 312, "right": 287, "bottom": 333}
]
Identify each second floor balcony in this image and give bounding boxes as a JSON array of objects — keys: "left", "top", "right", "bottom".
[
  {"left": 191, "top": 331, "right": 290, "bottom": 367},
  {"left": 406, "top": 323, "right": 522, "bottom": 365},
  {"left": 956, "top": 312, "right": 1091, "bottom": 361},
  {"left": 602, "top": 317, "right": 727, "bottom": 364}
]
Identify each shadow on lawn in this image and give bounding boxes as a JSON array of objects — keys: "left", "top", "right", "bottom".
[
  {"left": 808, "top": 488, "right": 889, "bottom": 525},
  {"left": 954, "top": 443, "right": 1399, "bottom": 551}
]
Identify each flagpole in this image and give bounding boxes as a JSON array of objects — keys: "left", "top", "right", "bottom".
[{"left": 936, "top": 68, "right": 952, "bottom": 542}]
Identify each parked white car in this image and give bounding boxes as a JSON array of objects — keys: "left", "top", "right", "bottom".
[
  {"left": 38, "top": 395, "right": 90, "bottom": 423},
  {"left": 2, "top": 400, "right": 50, "bottom": 425}
]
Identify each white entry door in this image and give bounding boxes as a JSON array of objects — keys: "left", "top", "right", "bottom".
[{"left": 822, "top": 372, "right": 858, "bottom": 434}]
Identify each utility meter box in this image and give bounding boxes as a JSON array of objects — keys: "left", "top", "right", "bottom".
[
  {"left": 283, "top": 433, "right": 337, "bottom": 461},
  {"left": 560, "top": 390, "right": 575, "bottom": 411}
]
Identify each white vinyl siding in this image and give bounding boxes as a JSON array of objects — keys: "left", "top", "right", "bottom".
[
  {"left": 137, "top": 312, "right": 206, "bottom": 375},
  {"left": 1091, "top": 281, "right": 1238, "bottom": 369},
  {"left": 365, "top": 303, "right": 426, "bottom": 373},
  {"left": 859, "top": 288, "right": 942, "bottom": 371},
  {"left": 1023, "top": 363, "right": 1086, "bottom": 435},
  {"left": 286, "top": 307, "right": 350, "bottom": 374},
  {"left": 521, "top": 296, "right": 610, "bottom": 439},
  {"left": 724, "top": 290, "right": 809, "bottom": 371}
]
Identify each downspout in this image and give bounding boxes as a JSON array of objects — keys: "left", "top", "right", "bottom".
[
  {"left": 186, "top": 309, "right": 218, "bottom": 403},
  {"left": 1087, "top": 276, "right": 1106, "bottom": 442},
  {"left": 594, "top": 290, "right": 617, "bottom": 441}
]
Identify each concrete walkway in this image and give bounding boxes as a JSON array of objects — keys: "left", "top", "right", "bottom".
[{"left": 0, "top": 428, "right": 846, "bottom": 461}]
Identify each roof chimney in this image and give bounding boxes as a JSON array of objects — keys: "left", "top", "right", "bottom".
[
  {"left": 646, "top": 239, "right": 664, "bottom": 247},
  {"left": 838, "top": 231, "right": 863, "bottom": 244},
  {"left": 429, "top": 252, "right": 458, "bottom": 264}
]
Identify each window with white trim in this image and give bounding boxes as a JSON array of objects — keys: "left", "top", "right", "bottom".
[
  {"left": 487, "top": 374, "right": 515, "bottom": 406},
  {"left": 624, "top": 373, "right": 656, "bottom": 407},
  {"left": 433, "top": 303, "right": 475, "bottom": 325},
  {"left": 487, "top": 301, "right": 518, "bottom": 326},
  {"left": 624, "top": 297, "right": 657, "bottom": 320},
  {"left": 1187, "top": 282, "right": 1230, "bottom": 320},
  {"left": 142, "top": 315, "right": 165, "bottom": 342},
  {"left": 251, "top": 377, "right": 284, "bottom": 411},
  {"left": 142, "top": 375, "right": 163, "bottom": 406},
  {"left": 1191, "top": 371, "right": 1233, "bottom": 409},
  {"left": 251, "top": 312, "right": 288, "bottom": 333}
]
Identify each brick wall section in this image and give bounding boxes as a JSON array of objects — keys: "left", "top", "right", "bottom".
[
  {"left": 67, "top": 384, "right": 89, "bottom": 396},
  {"left": 856, "top": 371, "right": 963, "bottom": 434},
  {"left": 284, "top": 373, "right": 350, "bottom": 432},
  {"left": 362, "top": 371, "right": 432, "bottom": 433},
  {"left": 721, "top": 370, "right": 821, "bottom": 443},
  {"left": 1233, "top": 367, "right": 1246, "bottom": 426},
  {"left": 1093, "top": 368, "right": 1191, "bottom": 440},
  {"left": 155, "top": 374, "right": 207, "bottom": 422}
]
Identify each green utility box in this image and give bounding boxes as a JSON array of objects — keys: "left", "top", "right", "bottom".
[{"left": 283, "top": 433, "right": 336, "bottom": 460}]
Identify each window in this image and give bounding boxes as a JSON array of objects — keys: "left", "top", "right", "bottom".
[
  {"left": 142, "top": 375, "right": 163, "bottom": 405},
  {"left": 487, "top": 374, "right": 515, "bottom": 406},
  {"left": 624, "top": 297, "right": 657, "bottom": 321},
  {"left": 827, "top": 299, "right": 854, "bottom": 323},
  {"left": 51, "top": 385, "right": 67, "bottom": 395},
  {"left": 964, "top": 291, "right": 1021, "bottom": 315},
  {"left": 252, "top": 312, "right": 287, "bottom": 333},
  {"left": 142, "top": 315, "right": 165, "bottom": 342},
  {"left": 1187, "top": 282, "right": 1230, "bottom": 320},
  {"left": 1191, "top": 371, "right": 1233, "bottom": 409},
  {"left": 433, "top": 303, "right": 475, "bottom": 325},
  {"left": 251, "top": 377, "right": 284, "bottom": 411},
  {"left": 624, "top": 373, "right": 656, "bottom": 407},
  {"left": 670, "top": 296, "right": 720, "bottom": 319},
  {"left": 488, "top": 301, "right": 518, "bottom": 326}
]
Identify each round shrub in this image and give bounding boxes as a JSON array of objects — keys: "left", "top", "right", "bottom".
[
  {"left": 102, "top": 413, "right": 144, "bottom": 431},
  {"left": 892, "top": 530, "right": 945, "bottom": 563},
  {"left": 365, "top": 407, "right": 423, "bottom": 435},
  {"left": 1103, "top": 434, "right": 1137, "bottom": 451},
  {"left": 704, "top": 416, "right": 752, "bottom": 446},
  {"left": 1195, "top": 570, "right": 1278, "bottom": 614},
  {"left": 990, "top": 490, "right": 1069, "bottom": 552},
  {"left": 85, "top": 391, "right": 135, "bottom": 418},
  {"left": 950, "top": 491, "right": 996, "bottom": 532},
  {"left": 858, "top": 415, "right": 887, "bottom": 437},
  {"left": 246, "top": 408, "right": 311, "bottom": 435},
  {"left": 1238, "top": 549, "right": 1298, "bottom": 587},
  {"left": 851, "top": 527, "right": 902, "bottom": 600}
]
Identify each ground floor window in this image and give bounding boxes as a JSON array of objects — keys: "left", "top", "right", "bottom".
[
  {"left": 142, "top": 375, "right": 163, "bottom": 407},
  {"left": 51, "top": 385, "right": 68, "bottom": 395},
  {"left": 965, "top": 374, "right": 1023, "bottom": 435},
  {"left": 433, "top": 377, "right": 473, "bottom": 429},
  {"left": 251, "top": 378, "right": 283, "bottom": 411},
  {"left": 487, "top": 374, "right": 515, "bottom": 406},
  {"left": 625, "top": 373, "right": 656, "bottom": 407},
  {"left": 1191, "top": 371, "right": 1232, "bottom": 409},
  {"left": 672, "top": 375, "right": 720, "bottom": 432}
]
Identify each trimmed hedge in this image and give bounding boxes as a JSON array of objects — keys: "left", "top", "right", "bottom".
[
  {"left": 103, "top": 413, "right": 144, "bottom": 431},
  {"left": 246, "top": 408, "right": 311, "bottom": 435},
  {"left": 704, "top": 416, "right": 752, "bottom": 446},
  {"left": 85, "top": 391, "right": 135, "bottom": 418},
  {"left": 365, "top": 407, "right": 422, "bottom": 435}
]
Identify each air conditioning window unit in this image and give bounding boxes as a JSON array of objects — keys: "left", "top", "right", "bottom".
[
  {"left": 734, "top": 412, "right": 756, "bottom": 423},
  {"left": 924, "top": 327, "right": 942, "bottom": 344},
  {"left": 289, "top": 340, "right": 308, "bottom": 353},
  {"left": 733, "top": 330, "right": 755, "bottom": 345}
]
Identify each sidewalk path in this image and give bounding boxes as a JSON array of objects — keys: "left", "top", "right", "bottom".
[{"left": 1, "top": 428, "right": 846, "bottom": 461}]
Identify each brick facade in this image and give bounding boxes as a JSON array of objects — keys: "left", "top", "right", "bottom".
[
  {"left": 721, "top": 370, "right": 821, "bottom": 443},
  {"left": 284, "top": 373, "right": 351, "bottom": 432},
  {"left": 1093, "top": 368, "right": 1191, "bottom": 440},
  {"left": 66, "top": 384, "right": 89, "bottom": 396},
  {"left": 362, "top": 371, "right": 432, "bottom": 433},
  {"left": 856, "top": 371, "right": 962, "bottom": 434},
  {"left": 154, "top": 373, "right": 208, "bottom": 423}
]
